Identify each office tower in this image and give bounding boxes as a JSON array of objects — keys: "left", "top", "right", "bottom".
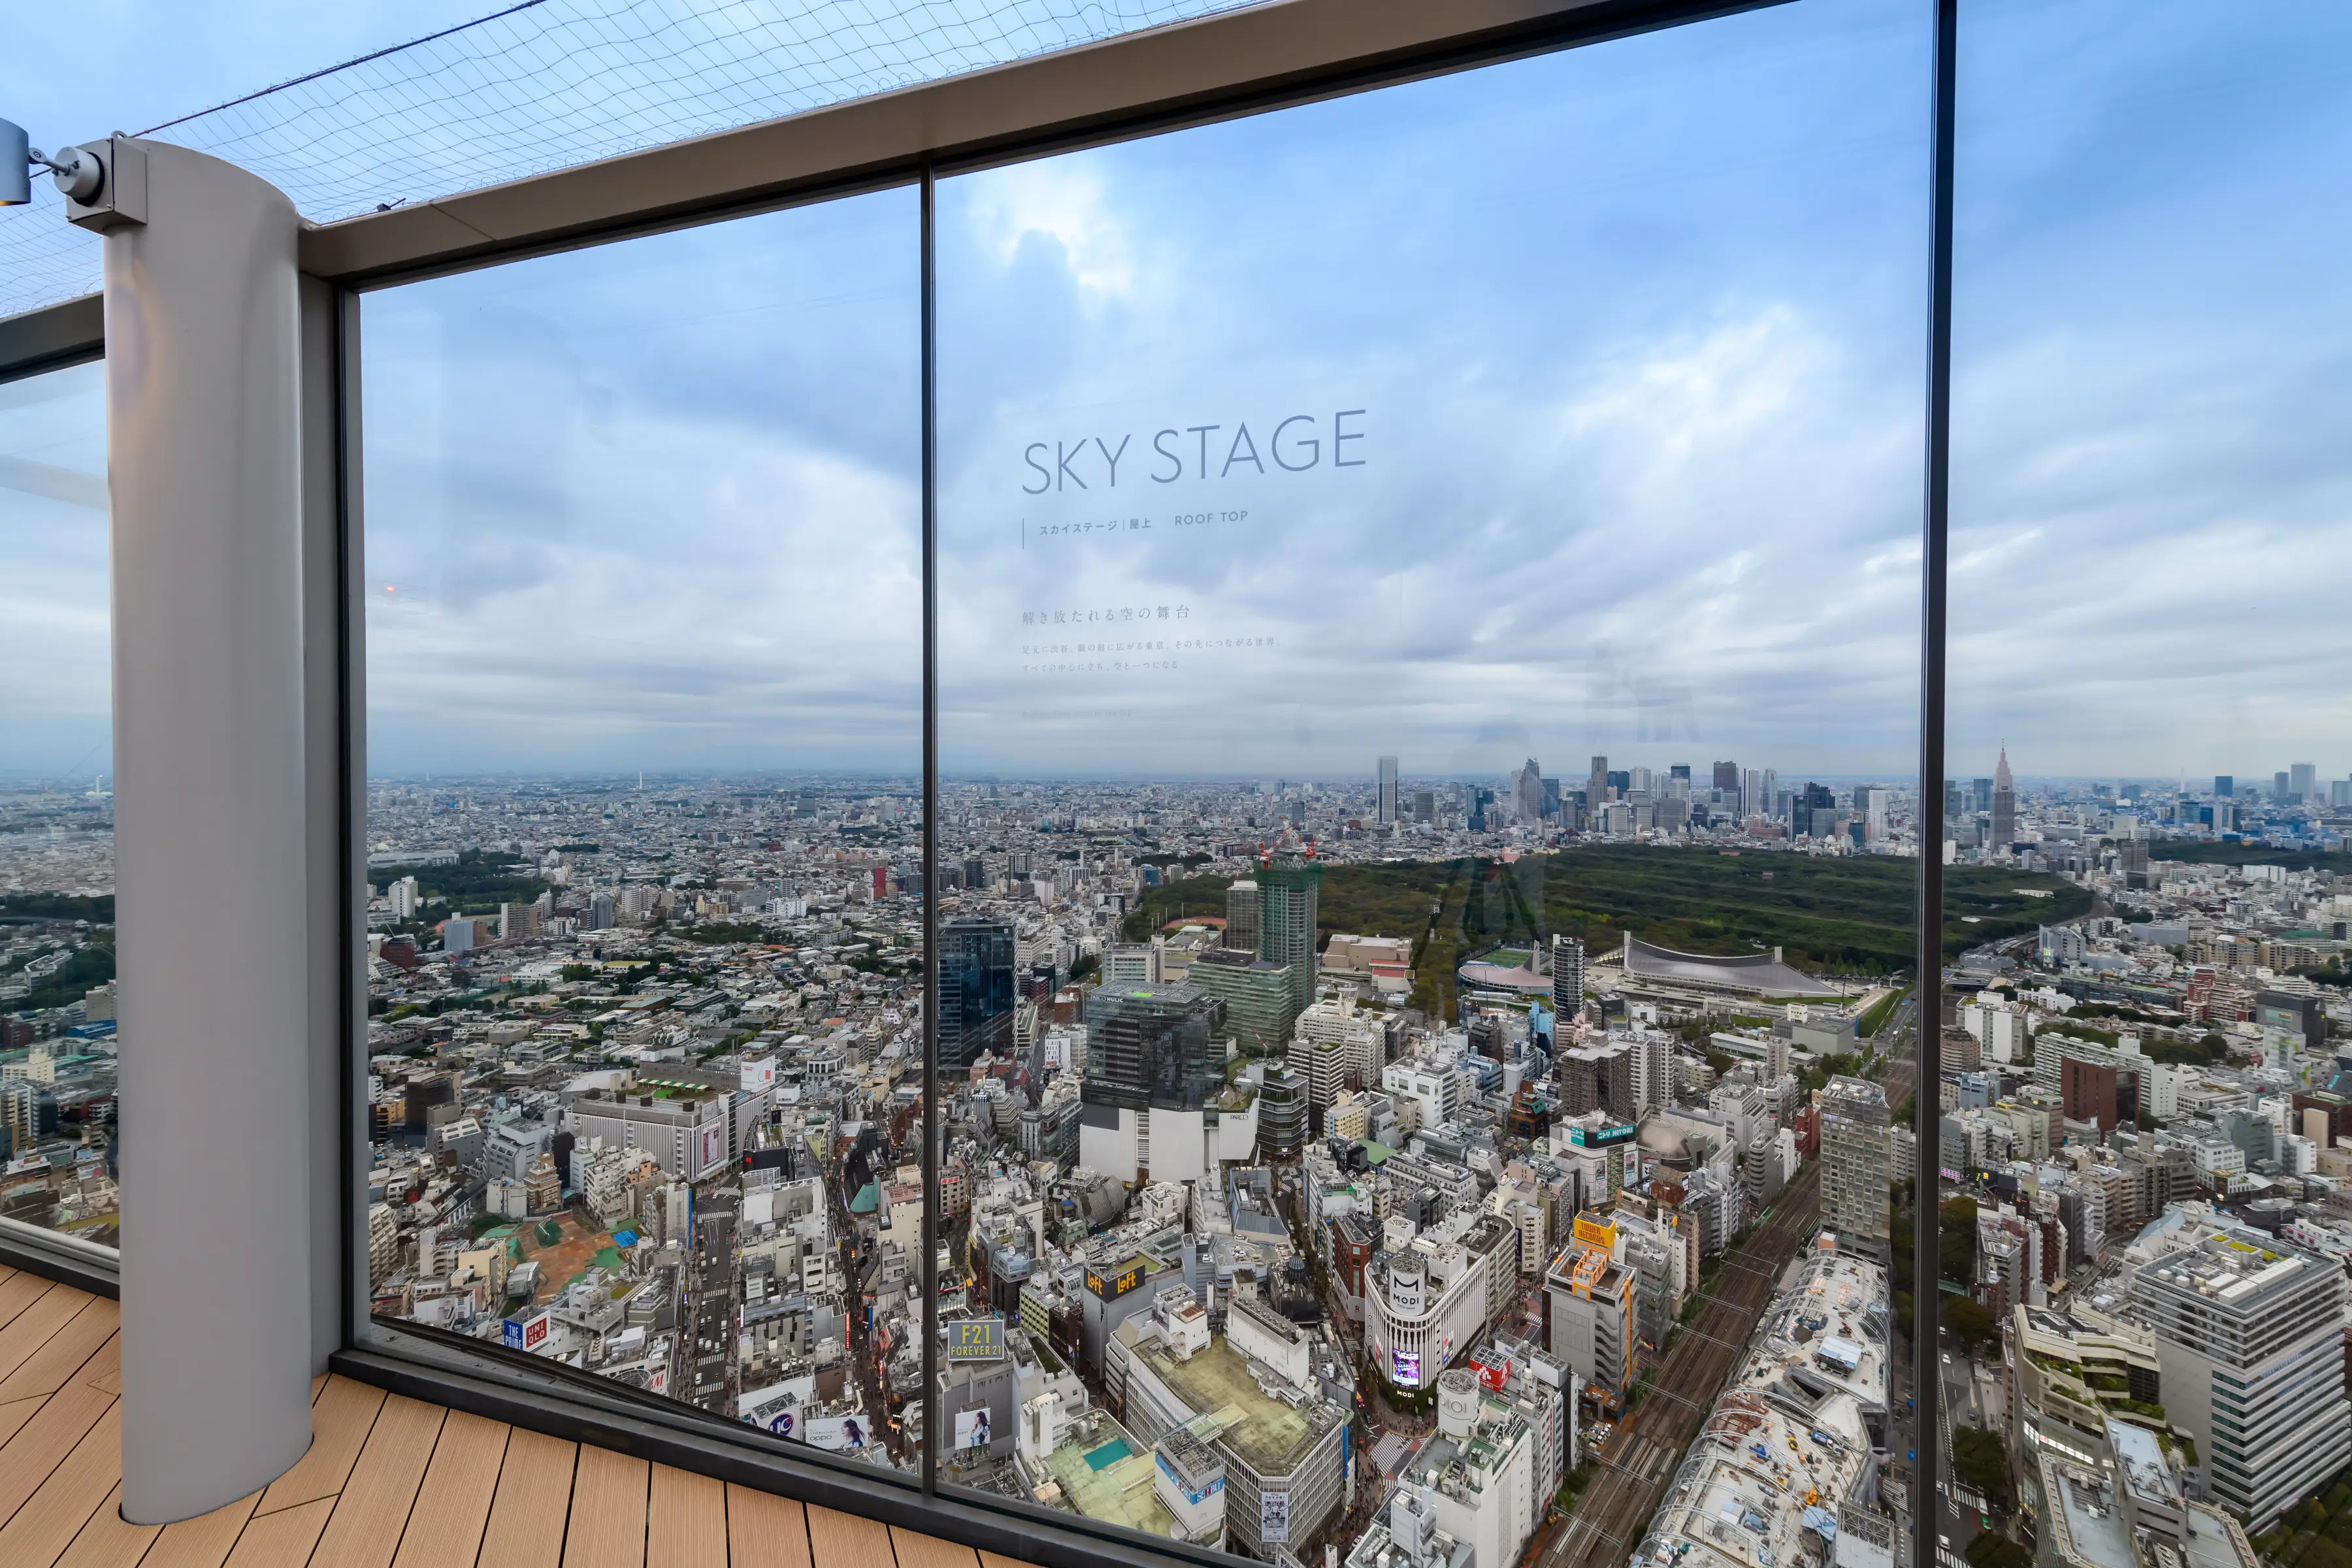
[
  {"left": 1588, "top": 755, "right": 1609, "bottom": 806},
  {"left": 1550, "top": 935, "right": 1585, "bottom": 1027},
  {"left": 1792, "top": 782, "right": 1835, "bottom": 839},
  {"left": 2213, "top": 774, "right": 2234, "bottom": 800},
  {"left": 1712, "top": 760, "right": 1739, "bottom": 793},
  {"left": 2275, "top": 770, "right": 2292, "bottom": 802},
  {"left": 1081, "top": 982, "right": 1222, "bottom": 1113},
  {"left": 1224, "top": 879, "right": 1261, "bottom": 955},
  {"left": 1992, "top": 746, "right": 2017, "bottom": 850},
  {"left": 1971, "top": 777, "right": 1993, "bottom": 814},
  {"left": 2129, "top": 1223, "right": 2351, "bottom": 1529},
  {"left": 1258, "top": 859, "right": 1322, "bottom": 1017},
  {"left": 2291, "top": 762, "right": 2317, "bottom": 802},
  {"left": 1509, "top": 758, "right": 1544, "bottom": 825},
  {"left": 939, "top": 917, "right": 1017, "bottom": 1070},
  {"left": 962, "top": 856, "right": 988, "bottom": 890},
  {"left": 1759, "top": 768, "right": 1778, "bottom": 817},
  {"left": 1669, "top": 764, "right": 1691, "bottom": 784},
  {"left": 1943, "top": 779, "right": 1964, "bottom": 824},
  {"left": 1819, "top": 1076, "right": 1889, "bottom": 1250},
  {"left": 1740, "top": 767, "right": 1761, "bottom": 821},
  {"left": 1377, "top": 756, "right": 1399, "bottom": 825},
  {"left": 1187, "top": 947, "right": 1298, "bottom": 1053},
  {"left": 1413, "top": 789, "right": 1435, "bottom": 824}
]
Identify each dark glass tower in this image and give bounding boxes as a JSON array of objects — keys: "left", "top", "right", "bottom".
[{"left": 939, "top": 916, "right": 1017, "bottom": 1071}]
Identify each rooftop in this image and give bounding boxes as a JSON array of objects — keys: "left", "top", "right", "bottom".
[{"left": 1135, "top": 1334, "right": 1330, "bottom": 1476}]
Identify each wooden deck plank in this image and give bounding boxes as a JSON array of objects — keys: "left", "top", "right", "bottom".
[
  {"left": 54, "top": 1481, "right": 162, "bottom": 1568},
  {"left": 74, "top": 1333, "right": 122, "bottom": 1397},
  {"left": 889, "top": 1526, "right": 980, "bottom": 1568},
  {"left": 0, "top": 1379, "right": 114, "bottom": 1532},
  {"left": 387, "top": 1408, "right": 508, "bottom": 1568},
  {"left": 308, "top": 1392, "right": 445, "bottom": 1568},
  {"left": 0, "top": 1392, "right": 49, "bottom": 1448},
  {"left": 723, "top": 1487, "right": 809, "bottom": 1568},
  {"left": 979, "top": 1554, "right": 1032, "bottom": 1568},
  {"left": 0, "top": 1282, "right": 91, "bottom": 1384},
  {"left": 646, "top": 1464, "right": 727, "bottom": 1568},
  {"left": 805, "top": 1506, "right": 894, "bottom": 1568},
  {"left": 478, "top": 1427, "right": 577, "bottom": 1568},
  {"left": 563, "top": 1445, "right": 649, "bottom": 1568},
  {"left": 142, "top": 1492, "right": 260, "bottom": 1568},
  {"left": 0, "top": 1402, "right": 124, "bottom": 1568},
  {"left": 254, "top": 1375, "right": 385, "bottom": 1516},
  {"left": 0, "top": 1269, "right": 54, "bottom": 1333},
  {"left": 311, "top": 1376, "right": 326, "bottom": 1405},
  {"left": 0, "top": 1296, "right": 120, "bottom": 1404},
  {"left": 220, "top": 1495, "right": 336, "bottom": 1568}
]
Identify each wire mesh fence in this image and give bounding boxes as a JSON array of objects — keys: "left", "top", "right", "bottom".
[{"left": 2, "top": 0, "right": 1264, "bottom": 320}]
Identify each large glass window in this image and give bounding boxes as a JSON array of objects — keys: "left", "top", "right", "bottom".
[
  {"left": 1938, "top": 3, "right": 2352, "bottom": 1562},
  {"left": 358, "top": 189, "right": 925, "bottom": 1472},
  {"left": 0, "top": 359, "right": 117, "bottom": 1253},
  {"left": 935, "top": 3, "right": 1927, "bottom": 1562}
]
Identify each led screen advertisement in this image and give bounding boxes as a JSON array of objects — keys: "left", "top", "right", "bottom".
[{"left": 1392, "top": 1350, "right": 1422, "bottom": 1388}]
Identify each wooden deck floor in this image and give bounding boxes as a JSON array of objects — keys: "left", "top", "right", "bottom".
[{"left": 0, "top": 1266, "right": 1036, "bottom": 1568}]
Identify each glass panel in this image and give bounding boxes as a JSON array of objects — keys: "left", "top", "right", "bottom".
[
  {"left": 359, "top": 189, "right": 924, "bottom": 1473},
  {"left": 0, "top": 359, "right": 118, "bottom": 1250},
  {"left": 936, "top": 1, "right": 1927, "bottom": 1561},
  {"left": 1940, "top": 3, "right": 2352, "bottom": 1562}
]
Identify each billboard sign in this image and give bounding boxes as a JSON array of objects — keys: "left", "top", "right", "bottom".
[
  {"left": 1086, "top": 1261, "right": 1144, "bottom": 1300},
  {"left": 1260, "top": 1489, "right": 1290, "bottom": 1544},
  {"left": 1392, "top": 1350, "right": 1421, "bottom": 1387},
  {"left": 804, "top": 1416, "right": 871, "bottom": 1451},
  {"left": 766, "top": 1410, "right": 796, "bottom": 1439},
  {"left": 955, "top": 1409, "right": 993, "bottom": 1450},
  {"left": 1570, "top": 1122, "right": 1636, "bottom": 1149},
  {"left": 501, "top": 1311, "right": 550, "bottom": 1352},
  {"left": 1572, "top": 1216, "right": 1616, "bottom": 1250},
  {"left": 949, "top": 1317, "right": 1005, "bottom": 1362}
]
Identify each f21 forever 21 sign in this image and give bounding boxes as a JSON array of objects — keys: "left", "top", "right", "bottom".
[{"left": 1020, "top": 410, "right": 1365, "bottom": 491}]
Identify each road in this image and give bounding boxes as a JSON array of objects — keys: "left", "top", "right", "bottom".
[{"left": 1537, "top": 1030, "right": 1919, "bottom": 1568}]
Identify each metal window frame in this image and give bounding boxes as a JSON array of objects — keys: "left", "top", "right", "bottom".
[{"left": 0, "top": 1, "right": 1961, "bottom": 1565}]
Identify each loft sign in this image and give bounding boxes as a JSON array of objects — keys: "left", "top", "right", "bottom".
[{"left": 1021, "top": 410, "right": 1366, "bottom": 492}]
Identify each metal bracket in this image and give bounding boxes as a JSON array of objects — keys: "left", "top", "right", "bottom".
[{"left": 64, "top": 135, "right": 147, "bottom": 233}]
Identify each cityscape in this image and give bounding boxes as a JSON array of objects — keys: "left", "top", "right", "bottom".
[{"left": 12, "top": 751, "right": 2349, "bottom": 1568}]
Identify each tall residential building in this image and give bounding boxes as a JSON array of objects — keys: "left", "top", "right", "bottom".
[
  {"left": 1258, "top": 858, "right": 1322, "bottom": 1017},
  {"left": 940, "top": 917, "right": 1018, "bottom": 1071},
  {"left": 1377, "top": 756, "right": 1399, "bottom": 825},
  {"left": 2128, "top": 1221, "right": 2351, "bottom": 1530},
  {"left": 1991, "top": 745, "right": 2017, "bottom": 851},
  {"left": 1224, "top": 879, "right": 1261, "bottom": 956},
  {"left": 1549, "top": 936, "right": 1585, "bottom": 1028},
  {"left": 1819, "top": 1076, "right": 1889, "bottom": 1250}
]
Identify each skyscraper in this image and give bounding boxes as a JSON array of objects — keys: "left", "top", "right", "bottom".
[
  {"left": 2214, "top": 774, "right": 2234, "bottom": 800},
  {"left": 1819, "top": 1076, "right": 1889, "bottom": 1250},
  {"left": 1712, "top": 760, "right": 1739, "bottom": 793},
  {"left": 2291, "top": 762, "right": 2317, "bottom": 801},
  {"left": 1223, "top": 879, "right": 1260, "bottom": 955},
  {"left": 1377, "top": 756, "right": 1399, "bottom": 825},
  {"left": 1588, "top": 755, "right": 1609, "bottom": 806},
  {"left": 939, "top": 917, "right": 1017, "bottom": 1071},
  {"left": 1992, "top": 745, "right": 2017, "bottom": 851},
  {"left": 1258, "top": 858, "right": 1322, "bottom": 1017},
  {"left": 1550, "top": 935, "right": 1585, "bottom": 1029},
  {"left": 1740, "top": 767, "right": 1761, "bottom": 822},
  {"left": 1082, "top": 982, "right": 1223, "bottom": 1113}
]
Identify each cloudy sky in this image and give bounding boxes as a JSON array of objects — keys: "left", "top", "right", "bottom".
[{"left": 5, "top": 0, "right": 2350, "bottom": 787}]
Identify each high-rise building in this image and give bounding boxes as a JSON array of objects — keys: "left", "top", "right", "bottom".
[
  {"left": 1740, "top": 767, "right": 1761, "bottom": 822},
  {"left": 1587, "top": 756, "right": 1609, "bottom": 806},
  {"left": 1258, "top": 858, "right": 1322, "bottom": 1017},
  {"left": 1819, "top": 1076, "right": 1889, "bottom": 1250},
  {"left": 2275, "top": 770, "right": 2292, "bottom": 802},
  {"left": 1082, "top": 983, "right": 1223, "bottom": 1113},
  {"left": 2129, "top": 1221, "right": 2351, "bottom": 1529},
  {"left": 1377, "top": 756, "right": 1399, "bottom": 825},
  {"left": 1991, "top": 745, "right": 2017, "bottom": 851},
  {"left": 2213, "top": 774, "right": 2234, "bottom": 800},
  {"left": 1186, "top": 947, "right": 1298, "bottom": 1054},
  {"left": 1224, "top": 879, "right": 1260, "bottom": 956},
  {"left": 939, "top": 917, "right": 1017, "bottom": 1070},
  {"left": 1549, "top": 936, "right": 1585, "bottom": 1029},
  {"left": 2291, "top": 762, "right": 2317, "bottom": 802},
  {"left": 1711, "top": 760, "right": 1738, "bottom": 793},
  {"left": 1413, "top": 789, "right": 1435, "bottom": 824}
]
